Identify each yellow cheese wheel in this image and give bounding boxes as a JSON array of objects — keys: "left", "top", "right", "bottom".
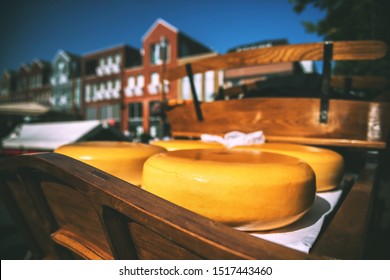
[
  {"left": 55, "top": 141, "right": 166, "bottom": 186},
  {"left": 142, "top": 149, "right": 316, "bottom": 231},
  {"left": 233, "top": 143, "right": 344, "bottom": 192},
  {"left": 151, "top": 139, "right": 224, "bottom": 151}
]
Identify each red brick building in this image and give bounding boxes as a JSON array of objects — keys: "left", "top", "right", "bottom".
[
  {"left": 123, "top": 19, "right": 218, "bottom": 139},
  {"left": 81, "top": 45, "right": 141, "bottom": 127}
]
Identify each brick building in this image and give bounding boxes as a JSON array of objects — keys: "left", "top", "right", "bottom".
[{"left": 123, "top": 19, "right": 220, "bottom": 139}]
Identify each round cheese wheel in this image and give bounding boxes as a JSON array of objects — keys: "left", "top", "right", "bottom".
[
  {"left": 151, "top": 139, "right": 224, "bottom": 151},
  {"left": 233, "top": 143, "right": 344, "bottom": 192},
  {"left": 142, "top": 149, "right": 316, "bottom": 231},
  {"left": 55, "top": 141, "right": 166, "bottom": 186}
]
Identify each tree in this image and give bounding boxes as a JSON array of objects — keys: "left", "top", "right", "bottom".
[{"left": 289, "top": 0, "right": 390, "bottom": 77}]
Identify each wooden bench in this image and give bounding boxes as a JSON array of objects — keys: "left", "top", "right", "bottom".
[
  {"left": 0, "top": 152, "right": 379, "bottom": 259},
  {"left": 164, "top": 40, "right": 389, "bottom": 149}
]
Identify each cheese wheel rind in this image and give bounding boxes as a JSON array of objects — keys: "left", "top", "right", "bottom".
[
  {"left": 55, "top": 141, "right": 166, "bottom": 186},
  {"left": 142, "top": 149, "right": 316, "bottom": 231},
  {"left": 233, "top": 143, "right": 344, "bottom": 192},
  {"left": 151, "top": 139, "right": 225, "bottom": 151}
]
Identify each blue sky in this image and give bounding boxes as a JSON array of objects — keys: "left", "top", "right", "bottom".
[{"left": 0, "top": 0, "right": 325, "bottom": 73}]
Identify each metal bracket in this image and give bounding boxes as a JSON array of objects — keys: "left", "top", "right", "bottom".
[
  {"left": 320, "top": 41, "right": 333, "bottom": 123},
  {"left": 185, "top": 63, "right": 204, "bottom": 121}
]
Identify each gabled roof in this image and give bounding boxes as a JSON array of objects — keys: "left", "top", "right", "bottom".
[
  {"left": 31, "top": 59, "right": 51, "bottom": 69},
  {"left": 2, "top": 69, "right": 16, "bottom": 77},
  {"left": 53, "top": 50, "right": 81, "bottom": 63},
  {"left": 19, "top": 63, "right": 31, "bottom": 73},
  {"left": 142, "top": 18, "right": 178, "bottom": 41}
]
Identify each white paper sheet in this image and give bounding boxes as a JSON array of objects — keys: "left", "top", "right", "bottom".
[{"left": 250, "top": 189, "right": 343, "bottom": 253}]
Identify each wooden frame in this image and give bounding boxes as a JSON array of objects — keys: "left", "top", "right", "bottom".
[{"left": 0, "top": 152, "right": 378, "bottom": 259}]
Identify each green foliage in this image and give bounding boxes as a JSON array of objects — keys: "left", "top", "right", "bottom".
[{"left": 289, "top": 0, "right": 390, "bottom": 77}]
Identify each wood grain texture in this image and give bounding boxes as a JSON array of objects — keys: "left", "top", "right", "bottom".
[
  {"left": 0, "top": 152, "right": 382, "bottom": 259},
  {"left": 167, "top": 97, "right": 390, "bottom": 149},
  {"left": 0, "top": 153, "right": 318, "bottom": 259},
  {"left": 331, "top": 76, "right": 388, "bottom": 90},
  {"left": 222, "top": 76, "right": 388, "bottom": 99},
  {"left": 166, "top": 41, "right": 387, "bottom": 80},
  {"left": 312, "top": 164, "right": 377, "bottom": 259}
]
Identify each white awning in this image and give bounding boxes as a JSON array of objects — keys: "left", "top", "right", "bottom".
[{"left": 1, "top": 120, "right": 103, "bottom": 151}]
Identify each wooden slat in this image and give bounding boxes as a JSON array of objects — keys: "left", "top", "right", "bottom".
[
  {"left": 221, "top": 76, "right": 388, "bottom": 99},
  {"left": 166, "top": 97, "right": 390, "bottom": 149},
  {"left": 166, "top": 41, "right": 387, "bottom": 80},
  {"left": 51, "top": 230, "right": 113, "bottom": 260},
  {"left": 331, "top": 76, "right": 388, "bottom": 90}
]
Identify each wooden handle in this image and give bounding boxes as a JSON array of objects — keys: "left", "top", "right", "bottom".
[{"left": 166, "top": 41, "right": 387, "bottom": 81}]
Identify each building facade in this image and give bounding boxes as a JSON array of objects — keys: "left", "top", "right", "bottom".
[
  {"left": 11, "top": 60, "right": 52, "bottom": 104},
  {"left": 123, "top": 19, "right": 220, "bottom": 139},
  {"left": 50, "top": 50, "right": 82, "bottom": 115},
  {"left": 81, "top": 44, "right": 141, "bottom": 131}
]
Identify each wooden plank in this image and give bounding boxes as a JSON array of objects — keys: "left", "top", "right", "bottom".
[
  {"left": 221, "top": 76, "right": 388, "bottom": 99},
  {"left": 166, "top": 41, "right": 387, "bottom": 80},
  {"left": 311, "top": 163, "right": 377, "bottom": 259},
  {"left": 51, "top": 230, "right": 113, "bottom": 260},
  {"left": 331, "top": 76, "right": 388, "bottom": 90},
  {"left": 166, "top": 97, "right": 390, "bottom": 149}
]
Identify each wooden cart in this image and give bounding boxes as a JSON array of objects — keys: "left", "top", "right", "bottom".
[{"left": 0, "top": 40, "right": 389, "bottom": 259}]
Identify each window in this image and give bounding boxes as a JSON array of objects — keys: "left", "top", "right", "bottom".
[
  {"left": 101, "top": 104, "right": 120, "bottom": 120},
  {"left": 194, "top": 74, "right": 202, "bottom": 100},
  {"left": 181, "top": 75, "right": 202, "bottom": 101},
  {"left": 107, "top": 55, "right": 113, "bottom": 66},
  {"left": 86, "top": 107, "right": 97, "bottom": 120},
  {"left": 115, "top": 79, "right": 121, "bottom": 89},
  {"left": 128, "top": 102, "right": 143, "bottom": 120},
  {"left": 181, "top": 77, "right": 191, "bottom": 100},
  {"left": 137, "top": 75, "right": 145, "bottom": 87},
  {"left": 107, "top": 80, "right": 113, "bottom": 90},
  {"left": 150, "top": 39, "right": 170, "bottom": 65},
  {"left": 99, "top": 58, "right": 105, "bottom": 67},
  {"left": 205, "top": 71, "right": 215, "bottom": 101},
  {"left": 128, "top": 76, "right": 135, "bottom": 88},
  {"left": 85, "top": 84, "right": 91, "bottom": 102},
  {"left": 115, "top": 54, "right": 121, "bottom": 65},
  {"left": 58, "top": 62, "right": 65, "bottom": 72},
  {"left": 135, "top": 75, "right": 144, "bottom": 96},
  {"left": 151, "top": 72, "right": 159, "bottom": 85},
  {"left": 148, "top": 72, "right": 160, "bottom": 94}
]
